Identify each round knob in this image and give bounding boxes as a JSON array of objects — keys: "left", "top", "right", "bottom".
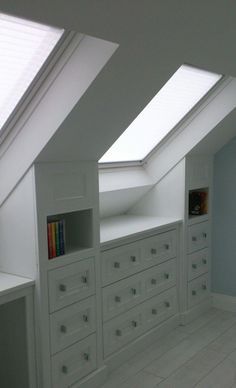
[
  {"left": 59, "top": 284, "right": 67, "bottom": 292},
  {"left": 202, "top": 284, "right": 207, "bottom": 290},
  {"left": 130, "top": 256, "right": 136, "bottom": 262},
  {"left": 116, "top": 329, "right": 122, "bottom": 336},
  {"left": 114, "top": 261, "right": 120, "bottom": 268},
  {"left": 83, "top": 353, "right": 89, "bottom": 361},
  {"left": 115, "top": 296, "right": 121, "bottom": 302},
  {"left": 152, "top": 308, "right": 157, "bottom": 315},
  {"left": 192, "top": 236, "right": 197, "bottom": 242},
  {"left": 202, "top": 258, "right": 207, "bottom": 265},
  {"left": 165, "top": 301, "right": 170, "bottom": 308},
  {"left": 60, "top": 325, "right": 67, "bottom": 333},
  {"left": 81, "top": 276, "right": 87, "bottom": 284},
  {"left": 83, "top": 314, "right": 88, "bottom": 322},
  {"left": 164, "top": 273, "right": 170, "bottom": 279},
  {"left": 151, "top": 278, "right": 157, "bottom": 285},
  {"left": 202, "top": 232, "right": 207, "bottom": 239},
  {"left": 192, "top": 290, "right": 197, "bottom": 296},
  {"left": 131, "top": 320, "right": 138, "bottom": 327},
  {"left": 61, "top": 365, "right": 68, "bottom": 374},
  {"left": 131, "top": 288, "right": 137, "bottom": 295},
  {"left": 192, "top": 263, "right": 197, "bottom": 269},
  {"left": 151, "top": 248, "right": 157, "bottom": 255},
  {"left": 164, "top": 244, "right": 170, "bottom": 250}
]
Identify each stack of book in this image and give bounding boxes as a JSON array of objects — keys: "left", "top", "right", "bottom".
[{"left": 47, "top": 220, "right": 65, "bottom": 259}]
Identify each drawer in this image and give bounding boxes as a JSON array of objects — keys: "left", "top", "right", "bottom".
[
  {"left": 50, "top": 296, "right": 96, "bottom": 354},
  {"left": 188, "top": 273, "right": 210, "bottom": 308},
  {"left": 143, "top": 287, "right": 178, "bottom": 332},
  {"left": 103, "top": 307, "right": 144, "bottom": 357},
  {"left": 188, "top": 222, "right": 209, "bottom": 253},
  {"left": 141, "top": 230, "right": 177, "bottom": 267},
  {"left": 103, "top": 287, "right": 178, "bottom": 357},
  {"left": 51, "top": 333, "right": 96, "bottom": 388},
  {"left": 188, "top": 249, "right": 209, "bottom": 281},
  {"left": 101, "top": 243, "right": 142, "bottom": 286},
  {"left": 48, "top": 258, "right": 95, "bottom": 312},
  {"left": 143, "top": 259, "right": 176, "bottom": 299},
  {"left": 103, "top": 276, "right": 143, "bottom": 321}
]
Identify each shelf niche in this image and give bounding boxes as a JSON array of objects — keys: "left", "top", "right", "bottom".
[
  {"left": 47, "top": 209, "right": 93, "bottom": 259},
  {"left": 188, "top": 187, "right": 209, "bottom": 219}
]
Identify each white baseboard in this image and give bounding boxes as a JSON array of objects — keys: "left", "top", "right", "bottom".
[
  {"left": 212, "top": 292, "right": 236, "bottom": 312},
  {"left": 105, "top": 314, "right": 180, "bottom": 372},
  {"left": 72, "top": 366, "right": 108, "bottom": 388},
  {"left": 180, "top": 298, "right": 212, "bottom": 325}
]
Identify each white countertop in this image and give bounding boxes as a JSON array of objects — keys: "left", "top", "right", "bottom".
[
  {"left": 0, "top": 272, "right": 34, "bottom": 298},
  {"left": 100, "top": 215, "right": 182, "bottom": 247}
]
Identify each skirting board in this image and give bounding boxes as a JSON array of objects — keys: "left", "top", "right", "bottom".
[
  {"left": 71, "top": 366, "right": 108, "bottom": 388},
  {"left": 105, "top": 314, "right": 180, "bottom": 373},
  {"left": 180, "top": 298, "right": 212, "bottom": 325},
  {"left": 212, "top": 292, "right": 236, "bottom": 312}
]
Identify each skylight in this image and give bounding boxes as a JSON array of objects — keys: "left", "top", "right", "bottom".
[
  {"left": 99, "top": 64, "right": 222, "bottom": 163},
  {"left": 0, "top": 13, "right": 64, "bottom": 134}
]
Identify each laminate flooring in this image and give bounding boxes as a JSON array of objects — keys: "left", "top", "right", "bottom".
[{"left": 100, "top": 308, "right": 236, "bottom": 388}]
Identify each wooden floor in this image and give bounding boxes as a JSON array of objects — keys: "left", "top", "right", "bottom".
[{"left": 101, "top": 308, "right": 236, "bottom": 388}]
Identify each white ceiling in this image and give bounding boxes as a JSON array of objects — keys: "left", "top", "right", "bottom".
[{"left": 1, "top": 1, "right": 236, "bottom": 162}]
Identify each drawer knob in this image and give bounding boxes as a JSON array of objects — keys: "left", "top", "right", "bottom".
[
  {"left": 192, "top": 236, "right": 197, "bottom": 242},
  {"left": 83, "top": 314, "right": 88, "bottom": 322},
  {"left": 130, "top": 255, "right": 136, "bottom": 262},
  {"left": 60, "top": 325, "right": 67, "bottom": 333},
  {"left": 114, "top": 261, "right": 120, "bottom": 269},
  {"left": 202, "top": 284, "right": 207, "bottom": 290},
  {"left": 192, "top": 263, "right": 197, "bottom": 269},
  {"left": 151, "top": 248, "right": 157, "bottom": 255},
  {"left": 81, "top": 276, "right": 87, "bottom": 284},
  {"left": 59, "top": 284, "right": 67, "bottom": 292},
  {"left": 116, "top": 329, "right": 122, "bottom": 336},
  {"left": 131, "top": 288, "right": 137, "bottom": 295},
  {"left": 152, "top": 308, "right": 157, "bottom": 315},
  {"left": 61, "top": 365, "right": 68, "bottom": 374},
  {"left": 164, "top": 273, "right": 170, "bottom": 279},
  {"left": 202, "top": 258, "right": 207, "bottom": 265},
  {"left": 192, "top": 290, "right": 197, "bottom": 296},
  {"left": 151, "top": 278, "right": 157, "bottom": 285},
  {"left": 131, "top": 320, "right": 138, "bottom": 327},
  {"left": 165, "top": 301, "right": 170, "bottom": 308},
  {"left": 115, "top": 296, "right": 121, "bottom": 302},
  {"left": 164, "top": 244, "right": 170, "bottom": 250},
  {"left": 202, "top": 232, "right": 207, "bottom": 239},
  {"left": 83, "top": 352, "right": 89, "bottom": 361}
]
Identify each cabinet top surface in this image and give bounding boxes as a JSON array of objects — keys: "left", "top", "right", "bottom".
[
  {"left": 100, "top": 215, "right": 182, "bottom": 247},
  {"left": 0, "top": 272, "right": 34, "bottom": 298}
]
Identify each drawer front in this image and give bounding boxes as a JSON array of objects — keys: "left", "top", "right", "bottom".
[
  {"left": 51, "top": 334, "right": 96, "bottom": 388},
  {"left": 188, "top": 249, "right": 209, "bottom": 281},
  {"left": 188, "top": 273, "right": 210, "bottom": 308},
  {"left": 188, "top": 222, "right": 209, "bottom": 253},
  {"left": 101, "top": 243, "right": 141, "bottom": 286},
  {"left": 48, "top": 258, "right": 95, "bottom": 312},
  {"left": 103, "top": 308, "right": 144, "bottom": 357},
  {"left": 50, "top": 296, "right": 96, "bottom": 354},
  {"left": 141, "top": 230, "right": 177, "bottom": 267},
  {"left": 103, "top": 276, "right": 143, "bottom": 321},
  {"left": 103, "top": 287, "right": 178, "bottom": 357},
  {"left": 143, "top": 259, "right": 176, "bottom": 300},
  {"left": 143, "top": 287, "right": 178, "bottom": 332}
]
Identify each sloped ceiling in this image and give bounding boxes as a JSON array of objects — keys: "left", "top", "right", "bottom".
[{"left": 1, "top": 0, "right": 236, "bottom": 163}]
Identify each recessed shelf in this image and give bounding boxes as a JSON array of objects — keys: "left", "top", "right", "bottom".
[
  {"left": 47, "top": 209, "right": 93, "bottom": 260},
  {"left": 188, "top": 187, "right": 209, "bottom": 219}
]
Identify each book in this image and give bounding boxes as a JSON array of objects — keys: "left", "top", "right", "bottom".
[
  {"left": 47, "top": 223, "right": 53, "bottom": 259},
  {"left": 47, "top": 219, "right": 65, "bottom": 259}
]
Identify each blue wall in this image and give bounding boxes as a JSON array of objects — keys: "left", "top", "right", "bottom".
[{"left": 212, "top": 136, "right": 236, "bottom": 295}]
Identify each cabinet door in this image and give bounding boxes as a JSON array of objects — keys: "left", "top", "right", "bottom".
[
  {"left": 101, "top": 243, "right": 141, "bottom": 285},
  {"left": 51, "top": 334, "right": 96, "bottom": 388},
  {"left": 188, "top": 249, "right": 209, "bottom": 281},
  {"left": 48, "top": 258, "right": 95, "bottom": 312},
  {"left": 50, "top": 296, "right": 96, "bottom": 354},
  {"left": 102, "top": 276, "right": 144, "bottom": 321},
  {"left": 188, "top": 222, "right": 209, "bottom": 253},
  {"left": 141, "top": 230, "right": 177, "bottom": 267},
  {"left": 143, "top": 259, "right": 176, "bottom": 299},
  {"left": 188, "top": 273, "right": 210, "bottom": 308}
]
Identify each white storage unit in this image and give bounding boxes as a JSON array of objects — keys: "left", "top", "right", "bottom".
[
  {"left": 100, "top": 216, "right": 181, "bottom": 364},
  {"left": 184, "top": 155, "right": 213, "bottom": 317}
]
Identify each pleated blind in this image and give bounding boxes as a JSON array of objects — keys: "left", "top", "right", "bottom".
[
  {"left": 0, "top": 13, "right": 63, "bottom": 131},
  {"left": 100, "top": 65, "right": 222, "bottom": 163}
]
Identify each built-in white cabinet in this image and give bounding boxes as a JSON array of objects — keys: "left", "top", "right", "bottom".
[{"left": 100, "top": 218, "right": 180, "bottom": 366}]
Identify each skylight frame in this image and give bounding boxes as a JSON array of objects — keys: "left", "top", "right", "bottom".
[
  {"left": 0, "top": 13, "right": 66, "bottom": 145},
  {"left": 99, "top": 64, "right": 223, "bottom": 167}
]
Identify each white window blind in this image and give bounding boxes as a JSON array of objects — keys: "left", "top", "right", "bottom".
[
  {"left": 0, "top": 13, "right": 63, "bottom": 132},
  {"left": 99, "top": 64, "right": 221, "bottom": 163}
]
